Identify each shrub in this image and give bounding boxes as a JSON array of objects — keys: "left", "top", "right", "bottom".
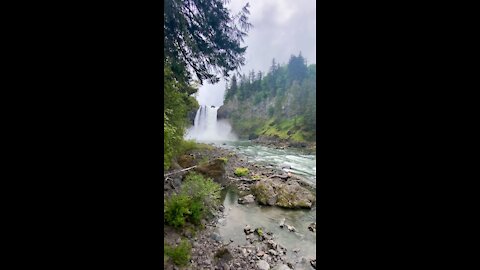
[
  {"left": 181, "top": 172, "right": 221, "bottom": 212},
  {"left": 234, "top": 167, "right": 249, "bottom": 177},
  {"left": 188, "top": 199, "right": 203, "bottom": 225},
  {"left": 165, "top": 240, "right": 191, "bottom": 266},
  {"left": 218, "top": 157, "right": 228, "bottom": 164},
  {"left": 164, "top": 173, "right": 221, "bottom": 228},
  {"left": 164, "top": 194, "right": 191, "bottom": 227}
]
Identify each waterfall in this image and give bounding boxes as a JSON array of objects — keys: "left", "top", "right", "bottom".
[{"left": 185, "top": 105, "right": 237, "bottom": 142}]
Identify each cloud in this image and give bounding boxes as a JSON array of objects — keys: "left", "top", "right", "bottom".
[{"left": 195, "top": 0, "right": 316, "bottom": 106}]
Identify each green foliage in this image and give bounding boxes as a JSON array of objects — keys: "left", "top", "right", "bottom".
[
  {"left": 181, "top": 172, "right": 221, "bottom": 213},
  {"left": 164, "top": 194, "right": 191, "bottom": 227},
  {"left": 164, "top": 0, "right": 252, "bottom": 84},
  {"left": 252, "top": 175, "right": 261, "bottom": 180},
  {"left": 268, "top": 106, "right": 275, "bottom": 117},
  {"left": 188, "top": 199, "right": 203, "bottom": 225},
  {"left": 255, "top": 227, "right": 263, "bottom": 236},
  {"left": 218, "top": 157, "right": 228, "bottom": 164},
  {"left": 164, "top": 173, "right": 222, "bottom": 228},
  {"left": 164, "top": 240, "right": 192, "bottom": 266},
  {"left": 177, "top": 140, "right": 212, "bottom": 155},
  {"left": 164, "top": 65, "right": 200, "bottom": 170},
  {"left": 223, "top": 54, "right": 316, "bottom": 143},
  {"left": 234, "top": 167, "right": 249, "bottom": 177}
]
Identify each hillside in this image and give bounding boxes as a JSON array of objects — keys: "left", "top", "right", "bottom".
[{"left": 218, "top": 53, "right": 316, "bottom": 144}]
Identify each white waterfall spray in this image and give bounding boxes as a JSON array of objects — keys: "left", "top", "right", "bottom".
[{"left": 185, "top": 105, "right": 238, "bottom": 142}]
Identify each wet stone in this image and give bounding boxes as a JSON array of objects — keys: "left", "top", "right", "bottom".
[{"left": 257, "top": 260, "right": 270, "bottom": 270}]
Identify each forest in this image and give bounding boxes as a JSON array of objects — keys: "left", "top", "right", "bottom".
[{"left": 220, "top": 53, "right": 316, "bottom": 142}]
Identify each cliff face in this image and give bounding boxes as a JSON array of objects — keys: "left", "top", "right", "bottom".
[{"left": 218, "top": 96, "right": 270, "bottom": 121}]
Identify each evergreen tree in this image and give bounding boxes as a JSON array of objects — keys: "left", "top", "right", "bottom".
[
  {"left": 164, "top": 0, "right": 252, "bottom": 84},
  {"left": 286, "top": 52, "right": 307, "bottom": 86}
]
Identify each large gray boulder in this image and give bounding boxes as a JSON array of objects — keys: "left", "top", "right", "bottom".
[{"left": 252, "top": 179, "right": 316, "bottom": 209}]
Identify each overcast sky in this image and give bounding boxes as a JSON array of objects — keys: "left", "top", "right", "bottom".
[{"left": 196, "top": 0, "right": 316, "bottom": 107}]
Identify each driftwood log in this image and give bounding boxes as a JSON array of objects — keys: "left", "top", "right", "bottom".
[{"left": 163, "top": 165, "right": 197, "bottom": 178}]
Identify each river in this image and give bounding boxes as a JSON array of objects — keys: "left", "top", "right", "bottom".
[{"left": 211, "top": 140, "right": 317, "bottom": 267}]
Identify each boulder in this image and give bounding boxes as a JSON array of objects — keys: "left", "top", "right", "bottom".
[
  {"left": 244, "top": 225, "right": 254, "bottom": 235},
  {"left": 308, "top": 222, "right": 316, "bottom": 233},
  {"left": 177, "top": 154, "right": 196, "bottom": 168},
  {"left": 194, "top": 158, "right": 226, "bottom": 183},
  {"left": 257, "top": 260, "right": 270, "bottom": 270},
  {"left": 251, "top": 179, "right": 277, "bottom": 206},
  {"left": 252, "top": 179, "right": 316, "bottom": 209},
  {"left": 238, "top": 194, "right": 255, "bottom": 204},
  {"left": 275, "top": 182, "right": 316, "bottom": 209}
]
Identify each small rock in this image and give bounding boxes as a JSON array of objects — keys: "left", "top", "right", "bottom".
[
  {"left": 211, "top": 232, "right": 222, "bottom": 242},
  {"left": 280, "top": 163, "right": 291, "bottom": 169},
  {"left": 286, "top": 225, "right": 296, "bottom": 232},
  {"left": 310, "top": 259, "right": 316, "bottom": 269},
  {"left": 238, "top": 194, "right": 255, "bottom": 204},
  {"left": 257, "top": 251, "right": 265, "bottom": 257},
  {"left": 244, "top": 225, "right": 253, "bottom": 234},
  {"left": 267, "top": 240, "right": 277, "bottom": 249},
  {"left": 308, "top": 222, "right": 316, "bottom": 232},
  {"left": 257, "top": 259, "right": 270, "bottom": 270},
  {"left": 279, "top": 218, "right": 285, "bottom": 228},
  {"left": 269, "top": 249, "right": 277, "bottom": 256}
]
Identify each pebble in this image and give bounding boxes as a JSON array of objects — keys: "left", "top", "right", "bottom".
[
  {"left": 286, "top": 225, "right": 296, "bottom": 232},
  {"left": 279, "top": 218, "right": 285, "bottom": 228}
]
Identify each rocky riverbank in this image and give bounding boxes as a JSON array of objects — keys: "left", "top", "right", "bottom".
[
  {"left": 251, "top": 136, "right": 316, "bottom": 154},
  {"left": 164, "top": 144, "right": 316, "bottom": 270}
]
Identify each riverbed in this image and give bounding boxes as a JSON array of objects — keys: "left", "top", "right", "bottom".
[{"left": 210, "top": 140, "right": 317, "bottom": 267}]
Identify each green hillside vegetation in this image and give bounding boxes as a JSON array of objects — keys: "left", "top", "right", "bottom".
[{"left": 223, "top": 53, "right": 316, "bottom": 142}]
